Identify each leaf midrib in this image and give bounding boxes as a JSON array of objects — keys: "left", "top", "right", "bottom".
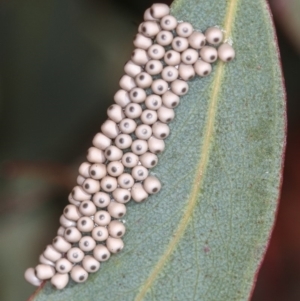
[{"left": 134, "top": 1, "right": 239, "bottom": 300}]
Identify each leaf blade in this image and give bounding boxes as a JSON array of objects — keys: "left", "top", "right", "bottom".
[{"left": 31, "top": 0, "right": 286, "bottom": 300}]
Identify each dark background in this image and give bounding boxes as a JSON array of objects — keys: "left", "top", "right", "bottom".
[{"left": 0, "top": 0, "right": 298, "bottom": 300}]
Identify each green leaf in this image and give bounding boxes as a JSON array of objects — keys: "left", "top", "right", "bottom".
[{"left": 30, "top": 0, "right": 286, "bottom": 300}]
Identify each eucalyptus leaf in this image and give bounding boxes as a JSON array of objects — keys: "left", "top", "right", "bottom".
[{"left": 30, "top": 0, "right": 286, "bottom": 300}]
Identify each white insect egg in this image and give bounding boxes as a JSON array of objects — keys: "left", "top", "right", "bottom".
[
  {"left": 162, "top": 91, "right": 180, "bottom": 108},
  {"left": 114, "top": 89, "right": 131, "bottom": 107},
  {"left": 164, "top": 50, "right": 181, "bottom": 66},
  {"left": 107, "top": 201, "right": 127, "bottom": 218},
  {"left": 51, "top": 273, "right": 69, "bottom": 290},
  {"left": 60, "top": 214, "right": 76, "bottom": 228},
  {"left": 86, "top": 147, "right": 106, "bottom": 164},
  {"left": 137, "top": 21, "right": 145, "bottom": 34},
  {"left": 92, "top": 226, "right": 109, "bottom": 242},
  {"left": 151, "top": 79, "right": 169, "bottom": 95},
  {"left": 112, "top": 188, "right": 131, "bottom": 204},
  {"left": 205, "top": 26, "right": 223, "bottom": 45},
  {"left": 79, "top": 236, "right": 96, "bottom": 252},
  {"left": 188, "top": 31, "right": 206, "bottom": 49},
  {"left": 143, "top": 175, "right": 162, "bottom": 194},
  {"left": 148, "top": 136, "right": 165, "bottom": 154},
  {"left": 93, "top": 244, "right": 111, "bottom": 262},
  {"left": 133, "top": 33, "right": 153, "bottom": 50},
  {"left": 135, "top": 124, "right": 153, "bottom": 140},
  {"left": 139, "top": 152, "right": 158, "bottom": 168},
  {"left": 35, "top": 264, "right": 55, "bottom": 280},
  {"left": 135, "top": 72, "right": 153, "bottom": 89},
  {"left": 106, "top": 237, "right": 124, "bottom": 254},
  {"left": 82, "top": 255, "right": 100, "bottom": 273},
  {"left": 39, "top": 254, "right": 55, "bottom": 267},
  {"left": 92, "top": 191, "right": 111, "bottom": 208},
  {"left": 194, "top": 59, "right": 212, "bottom": 77},
  {"left": 101, "top": 119, "right": 119, "bottom": 139},
  {"left": 82, "top": 178, "right": 100, "bottom": 194},
  {"left": 114, "top": 133, "right": 133, "bottom": 149},
  {"left": 124, "top": 60, "right": 143, "bottom": 78},
  {"left": 131, "top": 139, "right": 148, "bottom": 155},
  {"left": 119, "top": 74, "right": 137, "bottom": 91},
  {"left": 156, "top": 30, "right": 173, "bottom": 46},
  {"left": 79, "top": 201, "right": 96, "bottom": 216},
  {"left": 78, "top": 162, "right": 91, "bottom": 178},
  {"left": 107, "top": 104, "right": 125, "bottom": 123},
  {"left": 218, "top": 43, "right": 235, "bottom": 62},
  {"left": 107, "top": 161, "right": 125, "bottom": 177},
  {"left": 118, "top": 173, "right": 135, "bottom": 189},
  {"left": 24, "top": 267, "right": 42, "bottom": 286},
  {"left": 77, "top": 175, "right": 85, "bottom": 186},
  {"left": 131, "top": 48, "right": 150, "bottom": 66},
  {"left": 172, "top": 36, "right": 189, "bottom": 52},
  {"left": 140, "top": 109, "right": 158, "bottom": 125},
  {"left": 145, "top": 94, "right": 162, "bottom": 110},
  {"left": 77, "top": 201, "right": 96, "bottom": 221},
  {"left": 63, "top": 204, "right": 82, "bottom": 221},
  {"left": 55, "top": 258, "right": 73, "bottom": 274},
  {"left": 131, "top": 165, "right": 149, "bottom": 181},
  {"left": 77, "top": 216, "right": 94, "bottom": 232},
  {"left": 178, "top": 63, "right": 195, "bottom": 81},
  {"left": 94, "top": 210, "right": 112, "bottom": 226},
  {"left": 143, "top": 7, "right": 158, "bottom": 21},
  {"left": 100, "top": 176, "right": 118, "bottom": 192},
  {"left": 56, "top": 226, "right": 66, "bottom": 236},
  {"left": 89, "top": 163, "right": 107, "bottom": 180},
  {"left": 67, "top": 247, "right": 84, "bottom": 263},
  {"left": 64, "top": 227, "right": 82, "bottom": 243},
  {"left": 70, "top": 265, "right": 88, "bottom": 283},
  {"left": 105, "top": 145, "right": 123, "bottom": 161},
  {"left": 57, "top": 226, "right": 65, "bottom": 237},
  {"left": 176, "top": 22, "right": 194, "bottom": 37},
  {"left": 181, "top": 48, "right": 199, "bottom": 65},
  {"left": 199, "top": 46, "right": 218, "bottom": 63},
  {"left": 52, "top": 236, "right": 72, "bottom": 253},
  {"left": 79, "top": 200, "right": 97, "bottom": 216},
  {"left": 160, "top": 15, "right": 177, "bottom": 30},
  {"left": 152, "top": 121, "right": 170, "bottom": 139},
  {"left": 147, "top": 44, "right": 165, "bottom": 60},
  {"left": 122, "top": 152, "right": 139, "bottom": 168},
  {"left": 131, "top": 183, "right": 149, "bottom": 203},
  {"left": 43, "top": 245, "right": 62, "bottom": 262},
  {"left": 68, "top": 193, "right": 81, "bottom": 207},
  {"left": 170, "top": 79, "right": 189, "bottom": 96},
  {"left": 108, "top": 220, "right": 126, "bottom": 238},
  {"left": 119, "top": 118, "right": 137, "bottom": 134},
  {"left": 72, "top": 186, "right": 91, "bottom": 201},
  {"left": 129, "top": 87, "right": 147, "bottom": 104},
  {"left": 145, "top": 60, "right": 163, "bottom": 75},
  {"left": 139, "top": 21, "right": 161, "bottom": 38},
  {"left": 150, "top": 3, "right": 170, "bottom": 19},
  {"left": 161, "top": 66, "right": 179, "bottom": 82},
  {"left": 60, "top": 213, "right": 78, "bottom": 228},
  {"left": 124, "top": 103, "right": 143, "bottom": 119}
]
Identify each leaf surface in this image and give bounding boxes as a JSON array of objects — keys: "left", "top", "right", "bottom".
[{"left": 31, "top": 0, "right": 286, "bottom": 300}]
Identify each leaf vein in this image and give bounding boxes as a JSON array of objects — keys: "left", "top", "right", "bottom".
[{"left": 134, "top": 1, "right": 239, "bottom": 300}]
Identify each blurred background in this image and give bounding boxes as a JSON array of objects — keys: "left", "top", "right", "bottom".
[{"left": 0, "top": 0, "right": 298, "bottom": 300}]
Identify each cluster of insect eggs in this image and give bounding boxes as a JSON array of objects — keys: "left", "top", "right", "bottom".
[{"left": 24, "top": 3, "right": 235, "bottom": 290}]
